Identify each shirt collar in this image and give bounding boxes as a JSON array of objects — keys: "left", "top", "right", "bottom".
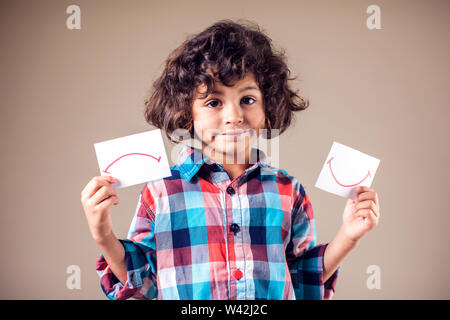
[{"left": 176, "top": 145, "right": 268, "bottom": 182}]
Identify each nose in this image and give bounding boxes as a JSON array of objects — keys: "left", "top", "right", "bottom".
[{"left": 223, "top": 102, "right": 244, "bottom": 126}]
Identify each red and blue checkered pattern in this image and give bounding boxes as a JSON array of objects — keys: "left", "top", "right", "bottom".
[{"left": 96, "top": 145, "right": 340, "bottom": 300}]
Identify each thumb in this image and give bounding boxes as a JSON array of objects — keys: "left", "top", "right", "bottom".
[
  {"left": 108, "top": 176, "right": 117, "bottom": 183},
  {"left": 344, "top": 198, "right": 356, "bottom": 211}
]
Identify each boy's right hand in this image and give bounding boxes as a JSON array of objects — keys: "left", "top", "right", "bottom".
[{"left": 80, "top": 175, "right": 120, "bottom": 243}]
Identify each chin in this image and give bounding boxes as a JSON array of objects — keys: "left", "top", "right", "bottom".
[{"left": 213, "top": 141, "right": 250, "bottom": 164}]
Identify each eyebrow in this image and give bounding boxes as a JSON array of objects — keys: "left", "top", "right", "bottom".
[{"left": 211, "top": 86, "right": 259, "bottom": 95}]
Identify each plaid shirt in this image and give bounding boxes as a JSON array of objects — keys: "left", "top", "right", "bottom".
[{"left": 96, "top": 145, "right": 340, "bottom": 300}]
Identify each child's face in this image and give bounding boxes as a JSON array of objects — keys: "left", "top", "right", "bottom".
[{"left": 191, "top": 72, "right": 266, "bottom": 162}]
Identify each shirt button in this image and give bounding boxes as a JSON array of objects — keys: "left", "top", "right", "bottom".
[
  {"left": 226, "top": 186, "right": 235, "bottom": 195},
  {"left": 229, "top": 223, "right": 240, "bottom": 234},
  {"left": 233, "top": 269, "right": 243, "bottom": 280}
]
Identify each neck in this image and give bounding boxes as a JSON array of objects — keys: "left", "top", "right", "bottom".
[
  {"left": 202, "top": 144, "right": 251, "bottom": 181},
  {"left": 221, "top": 162, "right": 250, "bottom": 181}
]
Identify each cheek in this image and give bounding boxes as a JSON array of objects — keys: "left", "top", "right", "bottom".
[
  {"left": 192, "top": 110, "right": 219, "bottom": 142},
  {"left": 192, "top": 120, "right": 208, "bottom": 142},
  {"left": 249, "top": 107, "right": 266, "bottom": 130}
]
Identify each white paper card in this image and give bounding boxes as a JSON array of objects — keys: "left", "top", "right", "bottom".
[
  {"left": 315, "top": 142, "right": 380, "bottom": 199},
  {"left": 94, "top": 129, "right": 172, "bottom": 189}
]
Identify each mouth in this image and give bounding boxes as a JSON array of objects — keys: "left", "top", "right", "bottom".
[
  {"left": 221, "top": 129, "right": 247, "bottom": 136},
  {"left": 220, "top": 129, "right": 251, "bottom": 140}
]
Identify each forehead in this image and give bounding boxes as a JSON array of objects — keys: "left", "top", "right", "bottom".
[{"left": 194, "top": 72, "right": 259, "bottom": 96}]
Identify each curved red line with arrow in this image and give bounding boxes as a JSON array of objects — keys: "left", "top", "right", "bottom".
[
  {"left": 103, "top": 152, "right": 161, "bottom": 174},
  {"left": 327, "top": 157, "right": 371, "bottom": 187}
]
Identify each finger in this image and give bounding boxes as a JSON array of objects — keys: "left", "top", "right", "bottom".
[
  {"left": 81, "top": 176, "right": 117, "bottom": 202},
  {"left": 366, "top": 209, "right": 379, "bottom": 226},
  {"left": 356, "top": 200, "right": 380, "bottom": 218},
  {"left": 355, "top": 199, "right": 378, "bottom": 214},
  {"left": 355, "top": 186, "right": 374, "bottom": 195},
  {"left": 355, "top": 209, "right": 378, "bottom": 225},
  {"left": 89, "top": 186, "right": 117, "bottom": 207},
  {"left": 357, "top": 191, "right": 379, "bottom": 207},
  {"left": 354, "top": 208, "right": 373, "bottom": 218},
  {"left": 95, "top": 195, "right": 118, "bottom": 211},
  {"left": 81, "top": 176, "right": 114, "bottom": 202}
]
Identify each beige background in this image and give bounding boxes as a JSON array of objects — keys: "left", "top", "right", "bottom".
[{"left": 0, "top": 0, "right": 449, "bottom": 299}]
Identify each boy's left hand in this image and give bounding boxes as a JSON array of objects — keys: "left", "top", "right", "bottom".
[{"left": 342, "top": 186, "right": 380, "bottom": 242}]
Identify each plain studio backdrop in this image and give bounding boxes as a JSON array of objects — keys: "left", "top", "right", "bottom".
[{"left": 0, "top": 0, "right": 448, "bottom": 299}]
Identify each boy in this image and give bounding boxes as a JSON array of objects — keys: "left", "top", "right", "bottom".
[{"left": 80, "top": 20, "right": 380, "bottom": 300}]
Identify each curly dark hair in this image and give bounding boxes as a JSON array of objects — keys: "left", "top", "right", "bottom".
[{"left": 144, "top": 19, "right": 309, "bottom": 142}]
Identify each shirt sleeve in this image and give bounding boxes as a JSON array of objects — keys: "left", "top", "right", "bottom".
[
  {"left": 286, "top": 183, "right": 340, "bottom": 300},
  {"left": 96, "top": 184, "right": 158, "bottom": 300}
]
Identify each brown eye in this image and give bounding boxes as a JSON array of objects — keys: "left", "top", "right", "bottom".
[
  {"left": 206, "top": 100, "right": 221, "bottom": 108},
  {"left": 241, "top": 97, "right": 255, "bottom": 105}
]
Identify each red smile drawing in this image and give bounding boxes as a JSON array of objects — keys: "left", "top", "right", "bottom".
[
  {"left": 327, "top": 157, "right": 371, "bottom": 187},
  {"left": 103, "top": 152, "right": 161, "bottom": 174}
]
